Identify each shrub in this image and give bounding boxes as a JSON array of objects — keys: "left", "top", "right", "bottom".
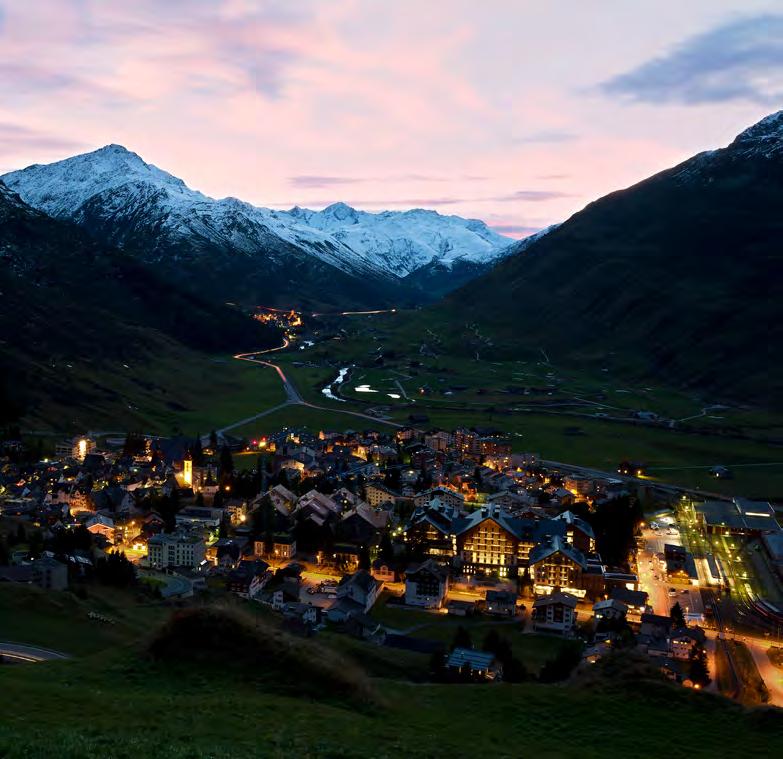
[{"left": 147, "top": 606, "right": 375, "bottom": 704}]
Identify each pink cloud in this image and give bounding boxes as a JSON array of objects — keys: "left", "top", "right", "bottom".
[{"left": 0, "top": 1, "right": 774, "bottom": 231}]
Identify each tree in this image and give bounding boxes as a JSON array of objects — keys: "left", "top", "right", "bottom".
[
  {"left": 451, "top": 626, "right": 472, "bottom": 651},
  {"left": 209, "top": 430, "right": 219, "bottom": 451},
  {"left": 219, "top": 445, "right": 234, "bottom": 475},
  {"left": 0, "top": 536, "right": 9, "bottom": 566},
  {"left": 95, "top": 551, "right": 136, "bottom": 588},
  {"left": 378, "top": 532, "right": 394, "bottom": 563},
  {"left": 670, "top": 601, "right": 685, "bottom": 629},
  {"left": 191, "top": 434, "right": 204, "bottom": 466},
  {"left": 539, "top": 644, "right": 582, "bottom": 683},
  {"left": 689, "top": 647, "right": 711, "bottom": 688},
  {"left": 481, "top": 630, "right": 527, "bottom": 683}
]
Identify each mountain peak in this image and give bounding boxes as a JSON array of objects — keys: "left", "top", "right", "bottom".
[
  {"left": 322, "top": 201, "right": 358, "bottom": 221},
  {"left": 731, "top": 110, "right": 783, "bottom": 150}
]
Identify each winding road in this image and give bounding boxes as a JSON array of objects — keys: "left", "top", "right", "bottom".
[
  {"left": 221, "top": 337, "right": 403, "bottom": 436},
  {"left": 0, "top": 641, "right": 69, "bottom": 663}
]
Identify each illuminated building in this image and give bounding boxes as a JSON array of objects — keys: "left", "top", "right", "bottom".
[
  {"left": 531, "top": 591, "right": 578, "bottom": 634},
  {"left": 182, "top": 454, "right": 193, "bottom": 487},
  {"left": 528, "top": 535, "right": 587, "bottom": 597},
  {"left": 404, "top": 559, "right": 449, "bottom": 608}
]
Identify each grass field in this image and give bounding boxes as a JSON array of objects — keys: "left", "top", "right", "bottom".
[
  {"left": 23, "top": 346, "right": 286, "bottom": 438},
  {"left": 1, "top": 583, "right": 782, "bottom": 757},
  {"left": 0, "top": 583, "right": 168, "bottom": 656},
  {"left": 251, "top": 310, "right": 783, "bottom": 497},
  {"left": 1, "top": 643, "right": 782, "bottom": 758},
  {"left": 231, "top": 404, "right": 398, "bottom": 440}
]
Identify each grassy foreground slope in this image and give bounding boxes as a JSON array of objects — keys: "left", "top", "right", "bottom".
[
  {"left": 0, "top": 590, "right": 782, "bottom": 758},
  {"left": 1, "top": 648, "right": 782, "bottom": 758}
]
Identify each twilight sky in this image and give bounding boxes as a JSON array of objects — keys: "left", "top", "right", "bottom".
[{"left": 1, "top": 1, "right": 781, "bottom": 237}]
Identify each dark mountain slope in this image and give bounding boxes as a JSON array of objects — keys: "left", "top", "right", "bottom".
[
  {"left": 0, "top": 183, "right": 279, "bottom": 424},
  {"left": 450, "top": 112, "right": 783, "bottom": 407}
]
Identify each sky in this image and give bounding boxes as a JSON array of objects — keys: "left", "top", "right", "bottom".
[{"left": 0, "top": 1, "right": 781, "bottom": 238}]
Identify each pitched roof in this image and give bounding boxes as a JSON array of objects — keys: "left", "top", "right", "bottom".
[
  {"left": 405, "top": 559, "right": 449, "bottom": 582},
  {"left": 337, "top": 569, "right": 380, "bottom": 594},
  {"left": 533, "top": 590, "right": 578, "bottom": 609},
  {"left": 528, "top": 534, "right": 587, "bottom": 569},
  {"left": 446, "top": 647, "right": 497, "bottom": 670},
  {"left": 553, "top": 510, "right": 595, "bottom": 539}
]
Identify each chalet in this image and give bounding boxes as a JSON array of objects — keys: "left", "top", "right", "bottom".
[
  {"left": 226, "top": 560, "right": 271, "bottom": 599},
  {"left": 84, "top": 513, "right": 116, "bottom": 543},
  {"left": 264, "top": 484, "right": 298, "bottom": 516},
  {"left": 371, "top": 559, "right": 396, "bottom": 583},
  {"left": 296, "top": 490, "right": 340, "bottom": 527},
  {"left": 553, "top": 510, "right": 596, "bottom": 554},
  {"left": 593, "top": 598, "right": 627, "bottom": 622},
  {"left": 528, "top": 535, "right": 587, "bottom": 597},
  {"left": 338, "top": 503, "right": 391, "bottom": 545},
  {"left": 209, "top": 537, "right": 250, "bottom": 569},
  {"left": 485, "top": 590, "right": 518, "bottom": 617},
  {"left": 31, "top": 556, "right": 68, "bottom": 591},
  {"left": 413, "top": 486, "right": 464, "bottom": 511},
  {"left": 669, "top": 626, "right": 706, "bottom": 660},
  {"left": 445, "top": 648, "right": 503, "bottom": 681},
  {"left": 610, "top": 587, "right": 649, "bottom": 617},
  {"left": 454, "top": 506, "right": 569, "bottom": 577},
  {"left": 637, "top": 613, "right": 673, "bottom": 658},
  {"left": 404, "top": 502, "right": 459, "bottom": 559},
  {"left": 404, "top": 560, "right": 449, "bottom": 608},
  {"left": 532, "top": 591, "right": 578, "bottom": 635},
  {"left": 336, "top": 569, "right": 382, "bottom": 612}
]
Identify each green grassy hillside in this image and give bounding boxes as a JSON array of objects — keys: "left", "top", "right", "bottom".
[{"left": 1, "top": 587, "right": 782, "bottom": 758}]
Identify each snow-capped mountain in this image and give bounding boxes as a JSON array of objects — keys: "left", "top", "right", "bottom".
[
  {"left": 1, "top": 145, "right": 513, "bottom": 289},
  {"left": 1, "top": 145, "right": 387, "bottom": 281},
  {"left": 285, "top": 201, "right": 513, "bottom": 277}
]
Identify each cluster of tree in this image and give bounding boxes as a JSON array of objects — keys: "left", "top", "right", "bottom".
[
  {"left": 594, "top": 614, "right": 636, "bottom": 648},
  {"left": 432, "top": 626, "right": 527, "bottom": 683},
  {"left": 0, "top": 427, "right": 44, "bottom": 464},
  {"left": 0, "top": 522, "right": 44, "bottom": 563},
  {"left": 689, "top": 646, "right": 711, "bottom": 688},
  {"left": 571, "top": 495, "right": 643, "bottom": 569},
  {"left": 538, "top": 643, "right": 582, "bottom": 683},
  {"left": 94, "top": 551, "right": 136, "bottom": 588}
]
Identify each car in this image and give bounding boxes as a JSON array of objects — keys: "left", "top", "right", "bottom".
[
  {"left": 680, "top": 589, "right": 689, "bottom": 594},
  {"left": 668, "top": 588, "right": 677, "bottom": 596}
]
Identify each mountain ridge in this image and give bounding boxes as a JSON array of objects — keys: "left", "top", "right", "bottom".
[
  {"left": 443, "top": 110, "right": 783, "bottom": 407},
  {"left": 2, "top": 145, "right": 516, "bottom": 299}
]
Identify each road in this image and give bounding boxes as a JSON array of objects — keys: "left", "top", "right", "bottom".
[
  {"left": 542, "top": 458, "right": 731, "bottom": 500},
  {"left": 746, "top": 637, "right": 783, "bottom": 707},
  {"left": 0, "top": 641, "right": 69, "bottom": 663}
]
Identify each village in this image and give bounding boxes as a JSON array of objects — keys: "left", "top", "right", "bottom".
[{"left": 1, "top": 424, "right": 781, "bottom": 697}]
